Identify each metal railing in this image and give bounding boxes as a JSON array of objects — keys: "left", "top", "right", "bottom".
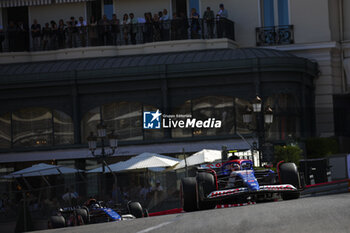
[
  {"left": 256, "top": 25, "right": 294, "bottom": 46},
  {"left": 0, "top": 18, "right": 235, "bottom": 53}
]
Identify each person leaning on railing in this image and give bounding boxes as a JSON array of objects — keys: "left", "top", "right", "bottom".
[
  {"left": 77, "top": 16, "right": 87, "bottom": 47},
  {"left": 88, "top": 16, "right": 98, "bottom": 47},
  {"left": 203, "top": 6, "right": 215, "bottom": 39},
  {"left": 129, "top": 13, "right": 138, "bottom": 45},
  {"left": 216, "top": 3, "right": 228, "bottom": 38},
  {"left": 99, "top": 14, "right": 111, "bottom": 46},
  {"left": 110, "top": 14, "right": 120, "bottom": 46}
]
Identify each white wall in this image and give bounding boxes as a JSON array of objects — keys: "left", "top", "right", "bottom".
[
  {"left": 290, "top": 0, "right": 331, "bottom": 44},
  {"left": 115, "top": 0, "right": 170, "bottom": 19},
  {"left": 343, "top": 0, "right": 350, "bottom": 40},
  {"left": 29, "top": 3, "right": 86, "bottom": 26}
]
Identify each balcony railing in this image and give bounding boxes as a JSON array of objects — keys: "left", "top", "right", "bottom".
[
  {"left": 256, "top": 25, "right": 294, "bottom": 46},
  {"left": 0, "top": 18, "right": 235, "bottom": 53}
]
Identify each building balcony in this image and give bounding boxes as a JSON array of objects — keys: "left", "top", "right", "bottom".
[
  {"left": 0, "top": 18, "right": 235, "bottom": 64},
  {"left": 256, "top": 25, "right": 294, "bottom": 46}
]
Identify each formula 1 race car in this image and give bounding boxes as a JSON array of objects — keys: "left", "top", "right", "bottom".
[
  {"left": 181, "top": 159, "right": 302, "bottom": 212},
  {"left": 48, "top": 200, "right": 147, "bottom": 228}
]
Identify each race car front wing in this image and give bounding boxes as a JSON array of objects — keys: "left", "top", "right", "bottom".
[{"left": 207, "top": 184, "right": 297, "bottom": 199}]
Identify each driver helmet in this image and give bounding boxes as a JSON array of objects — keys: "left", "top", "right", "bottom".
[
  {"left": 242, "top": 163, "right": 250, "bottom": 169},
  {"left": 231, "top": 163, "right": 240, "bottom": 171}
]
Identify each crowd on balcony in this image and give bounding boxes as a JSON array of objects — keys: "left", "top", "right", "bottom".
[{"left": 0, "top": 4, "right": 233, "bottom": 52}]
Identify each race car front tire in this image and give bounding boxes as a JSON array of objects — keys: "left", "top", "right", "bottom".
[
  {"left": 279, "top": 162, "right": 301, "bottom": 200},
  {"left": 128, "top": 201, "right": 143, "bottom": 218},
  {"left": 279, "top": 162, "right": 301, "bottom": 189},
  {"left": 181, "top": 177, "right": 198, "bottom": 212},
  {"left": 48, "top": 215, "right": 65, "bottom": 229},
  {"left": 196, "top": 172, "right": 216, "bottom": 210}
]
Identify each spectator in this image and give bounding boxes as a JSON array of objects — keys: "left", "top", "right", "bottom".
[
  {"left": 17, "top": 21, "right": 29, "bottom": 51},
  {"left": 139, "top": 183, "right": 150, "bottom": 206},
  {"left": 150, "top": 180, "right": 164, "bottom": 207},
  {"left": 99, "top": 14, "right": 110, "bottom": 46},
  {"left": 88, "top": 16, "right": 98, "bottom": 46},
  {"left": 121, "top": 13, "right": 130, "bottom": 45},
  {"left": 171, "top": 12, "right": 179, "bottom": 40},
  {"left": 129, "top": 13, "right": 138, "bottom": 45},
  {"left": 144, "top": 12, "right": 153, "bottom": 43},
  {"left": 216, "top": 3, "right": 228, "bottom": 38},
  {"left": 62, "top": 186, "right": 78, "bottom": 206},
  {"left": 42, "top": 22, "right": 51, "bottom": 50},
  {"left": 190, "top": 8, "right": 200, "bottom": 39},
  {"left": 67, "top": 16, "right": 78, "bottom": 48},
  {"left": 203, "top": 6, "right": 215, "bottom": 38},
  {"left": 0, "top": 25, "right": 4, "bottom": 52},
  {"left": 7, "top": 21, "right": 17, "bottom": 52},
  {"left": 57, "top": 19, "right": 66, "bottom": 49},
  {"left": 179, "top": 12, "right": 189, "bottom": 40},
  {"left": 160, "top": 9, "right": 170, "bottom": 41},
  {"left": 77, "top": 16, "right": 87, "bottom": 47},
  {"left": 153, "top": 13, "right": 161, "bottom": 42},
  {"left": 31, "top": 19, "right": 41, "bottom": 51},
  {"left": 50, "top": 20, "right": 58, "bottom": 50},
  {"left": 110, "top": 14, "right": 120, "bottom": 45}
]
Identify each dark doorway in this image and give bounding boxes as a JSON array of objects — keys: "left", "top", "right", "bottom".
[
  {"left": 172, "top": 0, "right": 187, "bottom": 17},
  {"left": 7, "top": 7, "right": 29, "bottom": 52},
  {"left": 7, "top": 7, "right": 28, "bottom": 25},
  {"left": 87, "top": 0, "right": 102, "bottom": 21}
]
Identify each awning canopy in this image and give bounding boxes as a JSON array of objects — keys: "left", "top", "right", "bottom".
[
  {"left": 2, "top": 163, "right": 83, "bottom": 178},
  {"left": 88, "top": 152, "right": 180, "bottom": 173},
  {"left": 174, "top": 149, "right": 222, "bottom": 170},
  {"left": 0, "top": 0, "right": 52, "bottom": 7},
  {"left": 0, "top": 0, "right": 94, "bottom": 8}
]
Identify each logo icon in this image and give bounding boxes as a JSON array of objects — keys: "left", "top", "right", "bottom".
[{"left": 143, "top": 110, "right": 162, "bottom": 129}]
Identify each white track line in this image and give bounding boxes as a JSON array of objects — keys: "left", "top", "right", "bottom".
[{"left": 136, "top": 221, "right": 173, "bottom": 233}]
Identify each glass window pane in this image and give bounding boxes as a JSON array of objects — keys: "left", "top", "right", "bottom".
[
  {"left": 235, "top": 98, "right": 255, "bottom": 134},
  {"left": 12, "top": 107, "right": 53, "bottom": 148},
  {"left": 81, "top": 107, "right": 101, "bottom": 144},
  {"left": 192, "top": 96, "right": 234, "bottom": 137},
  {"left": 171, "top": 100, "right": 192, "bottom": 138},
  {"left": 103, "top": 102, "right": 143, "bottom": 141},
  {"left": 143, "top": 105, "right": 165, "bottom": 140},
  {"left": 53, "top": 110, "right": 74, "bottom": 145},
  {"left": 278, "top": 0, "right": 289, "bottom": 25},
  {"left": 104, "top": 0, "right": 113, "bottom": 19},
  {"left": 0, "top": 113, "right": 11, "bottom": 149},
  {"left": 263, "top": 0, "right": 275, "bottom": 27}
]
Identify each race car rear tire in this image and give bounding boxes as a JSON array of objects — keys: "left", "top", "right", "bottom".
[
  {"left": 181, "top": 177, "right": 198, "bottom": 212},
  {"left": 279, "top": 162, "right": 301, "bottom": 189},
  {"left": 49, "top": 215, "right": 65, "bottom": 229},
  {"left": 128, "top": 202, "right": 143, "bottom": 218},
  {"left": 76, "top": 208, "right": 89, "bottom": 224},
  {"left": 196, "top": 172, "right": 216, "bottom": 210}
]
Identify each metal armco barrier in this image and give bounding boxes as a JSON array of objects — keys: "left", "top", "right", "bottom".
[{"left": 302, "top": 179, "right": 350, "bottom": 196}]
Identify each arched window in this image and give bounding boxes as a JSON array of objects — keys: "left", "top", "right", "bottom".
[
  {"left": 172, "top": 96, "right": 235, "bottom": 138},
  {"left": 0, "top": 108, "right": 74, "bottom": 149},
  {"left": 81, "top": 102, "right": 162, "bottom": 143}
]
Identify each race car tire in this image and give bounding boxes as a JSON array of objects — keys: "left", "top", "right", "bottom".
[
  {"left": 181, "top": 177, "right": 198, "bottom": 212},
  {"left": 48, "top": 215, "right": 65, "bottom": 229},
  {"left": 81, "top": 206, "right": 90, "bottom": 223},
  {"left": 279, "top": 162, "right": 301, "bottom": 200},
  {"left": 76, "top": 208, "right": 89, "bottom": 224},
  {"left": 143, "top": 208, "right": 149, "bottom": 217},
  {"left": 279, "top": 162, "right": 301, "bottom": 190},
  {"left": 196, "top": 172, "right": 216, "bottom": 210},
  {"left": 128, "top": 202, "right": 143, "bottom": 218}
]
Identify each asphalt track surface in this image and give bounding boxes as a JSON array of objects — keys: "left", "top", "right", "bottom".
[{"left": 39, "top": 193, "right": 350, "bottom": 233}]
